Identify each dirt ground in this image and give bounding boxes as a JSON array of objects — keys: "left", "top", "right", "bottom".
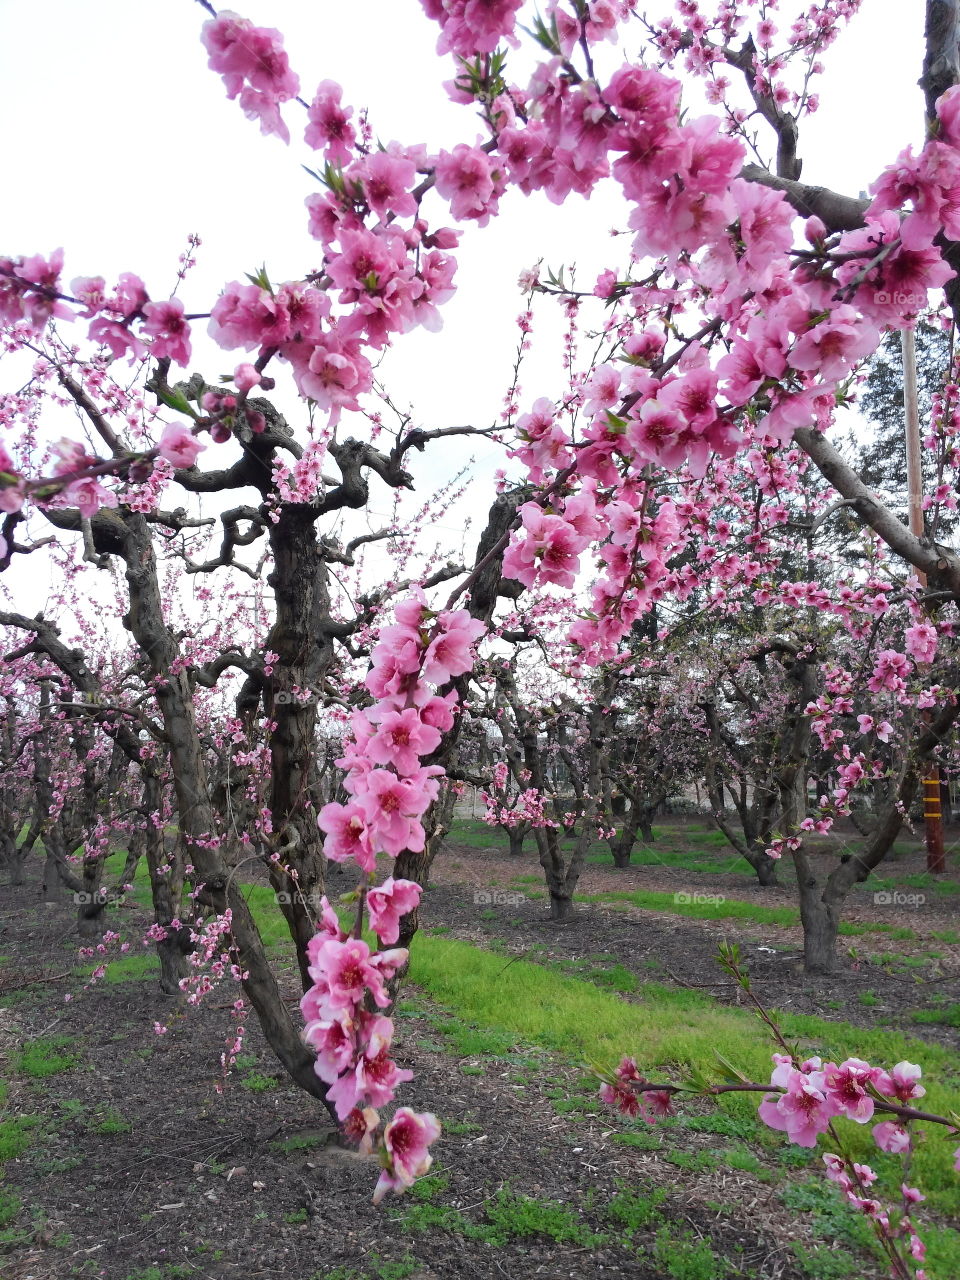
[{"left": 0, "top": 822, "right": 956, "bottom": 1280}]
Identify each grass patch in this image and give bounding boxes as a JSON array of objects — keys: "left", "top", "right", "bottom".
[
  {"left": 653, "top": 1226, "right": 723, "bottom": 1279},
  {"left": 912, "top": 1003, "right": 960, "bottom": 1028},
  {"left": 14, "top": 1036, "right": 77, "bottom": 1079},
  {"left": 395, "top": 932, "right": 960, "bottom": 1227},
  {"left": 579, "top": 887, "right": 800, "bottom": 926}
]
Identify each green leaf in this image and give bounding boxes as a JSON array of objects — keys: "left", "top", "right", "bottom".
[{"left": 154, "top": 386, "right": 195, "bottom": 417}]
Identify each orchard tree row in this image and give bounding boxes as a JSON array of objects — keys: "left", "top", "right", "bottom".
[{"left": 2, "top": 0, "right": 960, "bottom": 1266}]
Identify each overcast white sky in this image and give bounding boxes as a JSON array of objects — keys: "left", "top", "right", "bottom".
[{"left": 0, "top": 0, "right": 926, "bottom": 622}]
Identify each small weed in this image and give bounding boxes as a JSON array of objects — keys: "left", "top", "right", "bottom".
[
  {"left": 652, "top": 1226, "right": 722, "bottom": 1280},
  {"left": 241, "top": 1072, "right": 278, "bottom": 1092},
  {"left": 683, "top": 1112, "right": 756, "bottom": 1141},
  {"left": 0, "top": 1114, "right": 39, "bottom": 1161},
  {"left": 723, "top": 1145, "right": 765, "bottom": 1175},
  {"left": 0, "top": 1188, "right": 21, "bottom": 1229},
  {"left": 90, "top": 1108, "right": 131, "bottom": 1135},
  {"left": 271, "top": 1133, "right": 325, "bottom": 1155},
  {"left": 612, "top": 1131, "right": 660, "bottom": 1150},
  {"left": 410, "top": 1173, "right": 448, "bottom": 1202},
  {"left": 14, "top": 1036, "right": 77, "bottom": 1078},
  {"left": 661, "top": 1149, "right": 717, "bottom": 1173},
  {"left": 858, "top": 991, "right": 881, "bottom": 1007},
  {"left": 791, "top": 1242, "right": 860, "bottom": 1279},
  {"left": 912, "top": 1003, "right": 960, "bottom": 1028},
  {"left": 369, "top": 1254, "right": 419, "bottom": 1280},
  {"left": 284, "top": 1208, "right": 308, "bottom": 1224},
  {"left": 775, "top": 1145, "right": 816, "bottom": 1169},
  {"left": 606, "top": 1186, "right": 668, "bottom": 1231},
  {"left": 780, "top": 1180, "right": 874, "bottom": 1251},
  {"left": 440, "top": 1119, "right": 481, "bottom": 1136},
  {"left": 485, "top": 1189, "right": 606, "bottom": 1247}
]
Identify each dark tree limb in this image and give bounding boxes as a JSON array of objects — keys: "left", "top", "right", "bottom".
[
  {"left": 794, "top": 426, "right": 960, "bottom": 595},
  {"left": 740, "top": 165, "right": 869, "bottom": 231}
]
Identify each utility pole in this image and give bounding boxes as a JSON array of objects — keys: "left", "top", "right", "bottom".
[{"left": 902, "top": 327, "right": 947, "bottom": 873}]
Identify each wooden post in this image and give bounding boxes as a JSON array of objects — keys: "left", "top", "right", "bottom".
[{"left": 902, "top": 328, "right": 947, "bottom": 873}]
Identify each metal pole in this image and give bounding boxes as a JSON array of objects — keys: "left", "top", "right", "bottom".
[{"left": 902, "top": 328, "right": 946, "bottom": 873}]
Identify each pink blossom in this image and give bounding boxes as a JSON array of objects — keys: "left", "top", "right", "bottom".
[
  {"left": 209, "top": 282, "right": 292, "bottom": 351},
  {"left": 625, "top": 397, "right": 689, "bottom": 470},
  {"left": 88, "top": 316, "right": 147, "bottom": 363},
  {"left": 434, "top": 145, "right": 502, "bottom": 225},
  {"left": 937, "top": 85, "right": 960, "bottom": 147},
  {"left": 867, "top": 649, "right": 911, "bottom": 694},
  {"left": 202, "top": 12, "right": 299, "bottom": 143},
  {"left": 367, "top": 877, "right": 422, "bottom": 945},
  {"left": 357, "top": 769, "right": 430, "bottom": 858},
  {"left": 503, "top": 505, "right": 586, "bottom": 589},
  {"left": 372, "top": 1107, "right": 441, "bottom": 1203},
  {"left": 343, "top": 1106, "right": 379, "bottom": 1153},
  {"left": 303, "top": 1011, "right": 356, "bottom": 1083},
  {"left": 317, "top": 801, "right": 377, "bottom": 872},
  {"left": 367, "top": 708, "right": 441, "bottom": 775},
  {"left": 70, "top": 275, "right": 106, "bottom": 317},
  {"left": 360, "top": 150, "right": 418, "bottom": 220},
  {"left": 905, "top": 622, "right": 938, "bottom": 664},
  {"left": 874, "top": 1061, "right": 925, "bottom": 1103},
  {"left": 422, "top": 611, "right": 485, "bottom": 683},
  {"left": 423, "top": 0, "right": 523, "bottom": 58},
  {"left": 821, "top": 1058, "right": 877, "bottom": 1123},
  {"left": 758, "top": 1067, "right": 832, "bottom": 1147},
  {"left": 234, "top": 363, "right": 261, "bottom": 393},
  {"left": 328, "top": 1015, "right": 413, "bottom": 1118},
  {"left": 60, "top": 477, "right": 119, "bottom": 519},
  {"left": 141, "top": 298, "right": 192, "bottom": 365},
  {"left": 872, "top": 1121, "right": 911, "bottom": 1154},
  {"left": 788, "top": 307, "right": 880, "bottom": 382},
  {"left": 305, "top": 80, "right": 356, "bottom": 163},
  {"left": 157, "top": 422, "right": 204, "bottom": 469},
  {"left": 308, "top": 937, "right": 392, "bottom": 1012}
]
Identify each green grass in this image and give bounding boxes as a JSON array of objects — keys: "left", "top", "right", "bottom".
[
  {"left": 271, "top": 1132, "right": 327, "bottom": 1155},
  {"left": 0, "top": 1115, "right": 39, "bottom": 1162},
  {"left": 76, "top": 952, "right": 158, "bottom": 985},
  {"left": 14, "top": 1036, "right": 78, "bottom": 1078},
  {"left": 580, "top": 887, "right": 801, "bottom": 925},
  {"left": 89, "top": 1108, "right": 131, "bottom": 1135},
  {"left": 652, "top": 1226, "right": 723, "bottom": 1280},
  {"left": 229, "top": 853, "right": 960, "bottom": 1274},
  {"left": 395, "top": 931, "right": 960, "bottom": 1234},
  {"left": 575, "top": 886, "right": 919, "bottom": 939},
  {"left": 912, "top": 1003, "right": 960, "bottom": 1028}
]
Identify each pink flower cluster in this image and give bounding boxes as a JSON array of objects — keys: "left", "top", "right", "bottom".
[
  {"left": 299, "top": 898, "right": 440, "bottom": 1202},
  {"left": 201, "top": 12, "right": 300, "bottom": 143},
  {"left": 302, "top": 593, "right": 484, "bottom": 1198},
  {"left": 420, "top": 0, "right": 523, "bottom": 58},
  {"left": 318, "top": 594, "right": 483, "bottom": 868},
  {"left": 599, "top": 1058, "right": 674, "bottom": 1124}
]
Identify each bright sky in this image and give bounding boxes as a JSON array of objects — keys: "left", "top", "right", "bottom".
[{"left": 0, "top": 0, "right": 927, "bottom": 623}]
